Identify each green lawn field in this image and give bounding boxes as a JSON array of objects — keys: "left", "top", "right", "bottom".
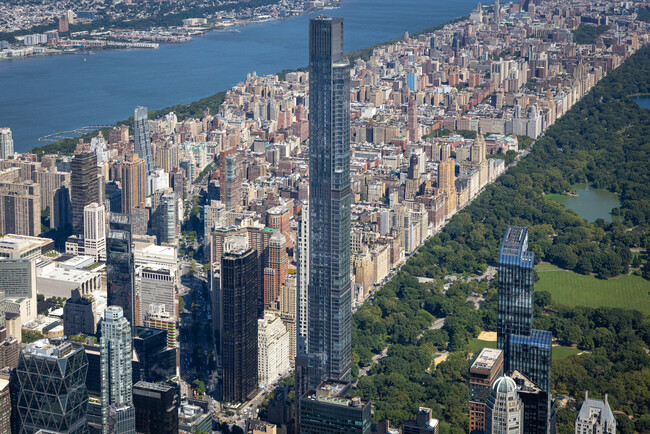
[
  {"left": 535, "top": 262, "right": 650, "bottom": 314},
  {"left": 551, "top": 346, "right": 582, "bottom": 361}
]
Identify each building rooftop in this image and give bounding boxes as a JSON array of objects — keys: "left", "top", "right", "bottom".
[
  {"left": 577, "top": 391, "right": 616, "bottom": 426},
  {"left": 470, "top": 347, "right": 503, "bottom": 372},
  {"left": 303, "top": 379, "right": 369, "bottom": 408},
  {"left": 22, "top": 339, "right": 78, "bottom": 359}
]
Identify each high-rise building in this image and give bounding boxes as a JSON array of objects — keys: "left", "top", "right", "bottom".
[
  {"left": 511, "top": 370, "right": 555, "bottom": 434},
  {"left": 132, "top": 381, "right": 178, "bottom": 434},
  {"left": 132, "top": 326, "right": 177, "bottom": 384},
  {"left": 300, "top": 380, "right": 371, "bottom": 434},
  {"left": 304, "top": 15, "right": 352, "bottom": 391},
  {"left": 246, "top": 226, "right": 275, "bottom": 316},
  {"left": 403, "top": 407, "right": 439, "bottom": 434},
  {"left": 408, "top": 93, "right": 419, "bottom": 143},
  {"left": 485, "top": 376, "right": 524, "bottom": 434},
  {"left": 496, "top": 226, "right": 534, "bottom": 368},
  {"left": 136, "top": 265, "right": 176, "bottom": 327},
  {"left": 84, "top": 202, "right": 106, "bottom": 261},
  {"left": 0, "top": 127, "right": 14, "bottom": 159},
  {"left": 71, "top": 151, "right": 99, "bottom": 234},
  {"left": 143, "top": 303, "right": 177, "bottom": 348},
  {"left": 221, "top": 248, "right": 258, "bottom": 403},
  {"left": 296, "top": 202, "right": 309, "bottom": 354},
  {"left": 120, "top": 154, "right": 146, "bottom": 215},
  {"left": 264, "top": 231, "right": 288, "bottom": 307},
  {"left": 469, "top": 348, "right": 504, "bottom": 434},
  {"left": 574, "top": 391, "right": 615, "bottom": 434},
  {"left": 134, "top": 107, "right": 154, "bottom": 176},
  {"left": 53, "top": 185, "right": 73, "bottom": 229},
  {"left": 153, "top": 190, "right": 176, "bottom": 244},
  {"left": 219, "top": 150, "right": 242, "bottom": 211},
  {"left": 101, "top": 306, "right": 136, "bottom": 434},
  {"left": 437, "top": 158, "right": 456, "bottom": 216},
  {"left": 16, "top": 339, "right": 89, "bottom": 433},
  {"left": 204, "top": 200, "right": 227, "bottom": 247},
  {"left": 107, "top": 214, "right": 135, "bottom": 326},
  {"left": 63, "top": 292, "right": 97, "bottom": 336},
  {"left": 0, "top": 377, "right": 9, "bottom": 433},
  {"left": 508, "top": 330, "right": 552, "bottom": 400},
  {"left": 0, "top": 259, "right": 36, "bottom": 300},
  {"left": 0, "top": 179, "right": 41, "bottom": 236},
  {"left": 258, "top": 313, "right": 290, "bottom": 388}
]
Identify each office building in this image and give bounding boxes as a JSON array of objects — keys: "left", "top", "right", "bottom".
[
  {"left": 153, "top": 190, "right": 176, "bottom": 244},
  {"left": 71, "top": 151, "right": 99, "bottom": 235},
  {"left": 63, "top": 292, "right": 97, "bottom": 336},
  {"left": 101, "top": 306, "right": 135, "bottom": 433},
  {"left": 575, "top": 391, "right": 615, "bottom": 434},
  {"left": 303, "top": 15, "right": 353, "bottom": 392},
  {"left": 407, "top": 93, "right": 419, "bottom": 143},
  {"left": 0, "top": 337, "right": 19, "bottom": 369},
  {"left": 143, "top": 303, "right": 177, "bottom": 348},
  {"left": 296, "top": 202, "right": 309, "bottom": 354},
  {"left": 247, "top": 420, "right": 277, "bottom": 434},
  {"left": 0, "top": 127, "right": 13, "bottom": 159},
  {"left": 266, "top": 386, "right": 295, "bottom": 434},
  {"left": 16, "top": 339, "right": 89, "bottom": 433},
  {"left": 497, "top": 226, "right": 534, "bottom": 369},
  {"left": 219, "top": 150, "right": 242, "bottom": 211},
  {"left": 121, "top": 154, "right": 146, "bottom": 215},
  {"left": 437, "top": 158, "right": 456, "bottom": 216},
  {"left": 300, "top": 380, "right": 371, "bottom": 434},
  {"left": 134, "top": 107, "right": 154, "bottom": 176},
  {"left": 264, "top": 231, "right": 288, "bottom": 307},
  {"left": 204, "top": 200, "right": 227, "bottom": 246},
  {"left": 132, "top": 381, "right": 178, "bottom": 434},
  {"left": 132, "top": 326, "right": 177, "bottom": 383},
  {"left": 0, "top": 179, "right": 41, "bottom": 236},
  {"left": 469, "top": 348, "right": 504, "bottom": 434},
  {"left": 136, "top": 265, "right": 176, "bottom": 327},
  {"left": 511, "top": 370, "right": 554, "bottom": 434},
  {"left": 508, "top": 330, "right": 552, "bottom": 397},
  {"left": 53, "top": 185, "right": 73, "bottom": 229},
  {"left": 258, "top": 313, "right": 290, "bottom": 388},
  {"left": 403, "top": 407, "right": 439, "bottom": 434},
  {"left": 178, "top": 401, "right": 212, "bottom": 433},
  {"left": 84, "top": 202, "right": 106, "bottom": 261},
  {"left": 0, "top": 377, "right": 9, "bottom": 433},
  {"left": 0, "top": 259, "right": 36, "bottom": 299},
  {"left": 107, "top": 214, "right": 135, "bottom": 326},
  {"left": 221, "top": 248, "right": 258, "bottom": 402},
  {"left": 0, "top": 234, "right": 54, "bottom": 260},
  {"left": 485, "top": 376, "right": 524, "bottom": 434}
]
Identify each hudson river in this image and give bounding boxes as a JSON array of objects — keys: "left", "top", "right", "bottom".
[{"left": 2, "top": 0, "right": 478, "bottom": 152}]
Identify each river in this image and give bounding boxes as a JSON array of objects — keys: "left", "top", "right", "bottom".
[{"left": 2, "top": 0, "right": 479, "bottom": 153}]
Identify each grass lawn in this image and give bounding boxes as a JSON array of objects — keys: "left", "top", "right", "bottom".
[
  {"left": 552, "top": 346, "right": 582, "bottom": 361},
  {"left": 535, "top": 262, "right": 650, "bottom": 314},
  {"left": 468, "top": 339, "right": 497, "bottom": 355}
]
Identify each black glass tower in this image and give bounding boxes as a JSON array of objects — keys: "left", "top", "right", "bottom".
[
  {"left": 221, "top": 248, "right": 258, "bottom": 403},
  {"left": 305, "top": 15, "right": 352, "bottom": 390},
  {"left": 133, "top": 381, "right": 179, "bottom": 434},
  {"left": 107, "top": 213, "right": 135, "bottom": 326},
  {"left": 496, "top": 225, "right": 534, "bottom": 367},
  {"left": 71, "top": 151, "right": 99, "bottom": 235},
  {"left": 509, "top": 330, "right": 552, "bottom": 398}
]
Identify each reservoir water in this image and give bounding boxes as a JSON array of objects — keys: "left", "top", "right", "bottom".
[
  {"left": 548, "top": 184, "right": 620, "bottom": 223},
  {"left": 633, "top": 95, "right": 650, "bottom": 109},
  {"left": 2, "top": 0, "right": 478, "bottom": 153}
]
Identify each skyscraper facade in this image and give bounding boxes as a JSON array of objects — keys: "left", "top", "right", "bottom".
[
  {"left": 16, "top": 339, "right": 89, "bottom": 434},
  {"left": 437, "top": 158, "right": 457, "bottom": 216},
  {"left": 264, "top": 231, "right": 288, "bottom": 307},
  {"left": 485, "top": 376, "right": 524, "bottom": 434},
  {"left": 469, "top": 348, "right": 504, "bottom": 434},
  {"left": 101, "top": 306, "right": 135, "bottom": 434},
  {"left": 305, "top": 15, "right": 352, "bottom": 390},
  {"left": 71, "top": 151, "right": 99, "bottom": 234},
  {"left": 408, "top": 92, "right": 419, "bottom": 143},
  {"left": 221, "top": 248, "right": 258, "bottom": 403},
  {"left": 219, "top": 150, "right": 242, "bottom": 211},
  {"left": 134, "top": 106, "right": 154, "bottom": 176},
  {"left": 300, "top": 380, "right": 371, "bottom": 434},
  {"left": 107, "top": 214, "right": 135, "bottom": 326},
  {"left": 508, "top": 330, "right": 552, "bottom": 398},
  {"left": 84, "top": 202, "right": 106, "bottom": 262},
  {"left": 132, "top": 381, "right": 178, "bottom": 434},
  {"left": 496, "top": 225, "right": 534, "bottom": 367},
  {"left": 120, "top": 154, "right": 147, "bottom": 215},
  {"left": 0, "top": 127, "right": 14, "bottom": 159},
  {"left": 296, "top": 201, "right": 309, "bottom": 354}
]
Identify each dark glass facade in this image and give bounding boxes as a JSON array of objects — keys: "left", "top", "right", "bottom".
[
  {"left": 509, "top": 330, "right": 552, "bottom": 397},
  {"left": 133, "top": 327, "right": 177, "bottom": 383},
  {"left": 71, "top": 151, "right": 99, "bottom": 235},
  {"left": 497, "top": 225, "right": 534, "bottom": 369},
  {"left": 221, "top": 248, "right": 258, "bottom": 402},
  {"left": 107, "top": 214, "right": 135, "bottom": 326},
  {"left": 134, "top": 106, "right": 154, "bottom": 176},
  {"left": 16, "top": 341, "right": 89, "bottom": 434},
  {"left": 133, "top": 381, "right": 179, "bottom": 434},
  {"left": 305, "top": 16, "right": 352, "bottom": 390}
]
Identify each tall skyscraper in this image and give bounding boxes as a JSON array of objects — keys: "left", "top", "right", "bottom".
[
  {"left": 496, "top": 226, "right": 534, "bottom": 370},
  {"left": 101, "top": 306, "right": 136, "bottom": 434},
  {"left": 16, "top": 339, "right": 89, "bottom": 433},
  {"left": 132, "top": 381, "right": 179, "bottom": 434},
  {"left": 0, "top": 377, "right": 9, "bottom": 434},
  {"left": 296, "top": 201, "right": 310, "bottom": 354},
  {"left": 304, "top": 15, "right": 352, "bottom": 391},
  {"left": 221, "top": 248, "right": 258, "bottom": 403},
  {"left": 120, "top": 154, "right": 147, "bottom": 215},
  {"left": 508, "top": 330, "right": 552, "bottom": 398},
  {"left": 437, "top": 158, "right": 457, "bottom": 216},
  {"left": 71, "top": 151, "right": 99, "bottom": 234},
  {"left": 469, "top": 348, "right": 504, "bottom": 434},
  {"left": 408, "top": 92, "right": 419, "bottom": 143},
  {"left": 134, "top": 107, "right": 154, "bottom": 176},
  {"left": 219, "top": 150, "right": 242, "bottom": 211},
  {"left": 485, "top": 376, "right": 524, "bottom": 434},
  {"left": 107, "top": 214, "right": 135, "bottom": 326},
  {"left": 153, "top": 190, "right": 176, "bottom": 244},
  {"left": 0, "top": 179, "right": 41, "bottom": 236},
  {"left": 84, "top": 202, "right": 107, "bottom": 261},
  {"left": 136, "top": 265, "right": 176, "bottom": 326},
  {"left": 264, "top": 231, "right": 288, "bottom": 307},
  {"left": 0, "top": 127, "right": 14, "bottom": 159}
]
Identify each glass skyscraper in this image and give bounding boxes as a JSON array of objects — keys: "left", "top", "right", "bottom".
[
  {"left": 303, "top": 15, "right": 352, "bottom": 391},
  {"left": 107, "top": 213, "right": 135, "bottom": 326},
  {"left": 509, "top": 330, "right": 552, "bottom": 398},
  {"left": 496, "top": 225, "right": 534, "bottom": 367},
  {"left": 134, "top": 106, "right": 154, "bottom": 176}
]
